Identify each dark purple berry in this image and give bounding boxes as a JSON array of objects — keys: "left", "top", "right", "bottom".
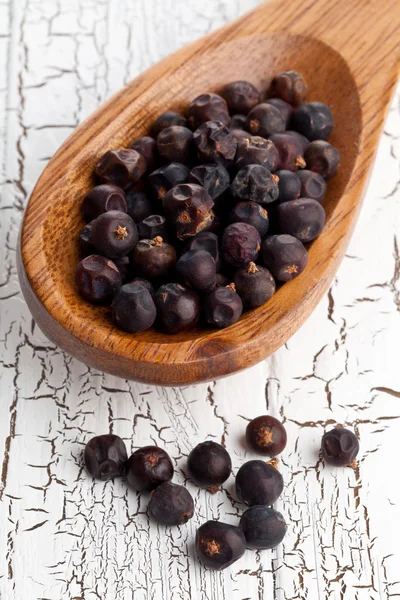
[
  {"left": 189, "top": 163, "right": 230, "bottom": 200},
  {"left": 235, "top": 136, "right": 279, "bottom": 172},
  {"left": 269, "top": 132, "right": 307, "bottom": 172},
  {"left": 187, "top": 441, "right": 232, "bottom": 492},
  {"left": 125, "top": 191, "right": 154, "bottom": 223},
  {"left": 152, "top": 111, "right": 188, "bottom": 136},
  {"left": 246, "top": 415, "right": 287, "bottom": 456},
  {"left": 262, "top": 234, "right": 308, "bottom": 281},
  {"left": 112, "top": 282, "right": 156, "bottom": 332},
  {"left": 84, "top": 434, "right": 127, "bottom": 480},
  {"left": 291, "top": 102, "right": 334, "bottom": 141},
  {"left": 155, "top": 283, "right": 200, "bottom": 334},
  {"left": 79, "top": 222, "right": 96, "bottom": 257},
  {"left": 75, "top": 255, "right": 121, "bottom": 303},
  {"left": 304, "top": 140, "right": 340, "bottom": 179},
  {"left": 176, "top": 250, "right": 216, "bottom": 291},
  {"left": 131, "top": 236, "right": 177, "bottom": 279},
  {"left": 83, "top": 184, "right": 127, "bottom": 221},
  {"left": 204, "top": 284, "right": 243, "bottom": 328},
  {"left": 126, "top": 446, "right": 174, "bottom": 491},
  {"left": 131, "top": 277, "right": 155, "bottom": 297},
  {"left": 193, "top": 121, "right": 237, "bottom": 166},
  {"left": 234, "top": 262, "right": 275, "bottom": 308},
  {"left": 90, "top": 210, "right": 138, "bottom": 258},
  {"left": 264, "top": 98, "right": 294, "bottom": 126},
  {"left": 221, "top": 223, "right": 261, "bottom": 267},
  {"left": 157, "top": 126, "right": 194, "bottom": 163},
  {"left": 245, "top": 103, "right": 285, "bottom": 137},
  {"left": 148, "top": 482, "right": 194, "bottom": 525},
  {"left": 231, "top": 165, "right": 279, "bottom": 205},
  {"left": 278, "top": 198, "right": 326, "bottom": 242},
  {"left": 230, "top": 128, "right": 252, "bottom": 143},
  {"left": 321, "top": 427, "right": 359, "bottom": 466},
  {"left": 113, "top": 256, "right": 130, "bottom": 283},
  {"left": 229, "top": 202, "right": 269, "bottom": 237},
  {"left": 276, "top": 170, "right": 301, "bottom": 203},
  {"left": 163, "top": 183, "right": 214, "bottom": 240},
  {"left": 229, "top": 114, "right": 247, "bottom": 130},
  {"left": 130, "top": 136, "right": 158, "bottom": 171},
  {"left": 186, "top": 231, "right": 220, "bottom": 268},
  {"left": 235, "top": 460, "right": 284, "bottom": 506},
  {"left": 196, "top": 521, "right": 246, "bottom": 570},
  {"left": 221, "top": 81, "right": 260, "bottom": 115},
  {"left": 95, "top": 148, "right": 147, "bottom": 188},
  {"left": 297, "top": 169, "right": 327, "bottom": 202},
  {"left": 148, "top": 163, "right": 189, "bottom": 202},
  {"left": 138, "top": 215, "right": 168, "bottom": 240},
  {"left": 187, "top": 93, "right": 230, "bottom": 130},
  {"left": 240, "top": 506, "right": 287, "bottom": 550},
  {"left": 268, "top": 70, "right": 308, "bottom": 106}
]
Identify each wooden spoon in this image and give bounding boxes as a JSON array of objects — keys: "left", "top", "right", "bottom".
[{"left": 17, "top": 0, "right": 400, "bottom": 386}]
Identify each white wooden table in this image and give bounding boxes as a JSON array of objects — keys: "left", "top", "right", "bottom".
[{"left": 1, "top": 1, "right": 400, "bottom": 598}]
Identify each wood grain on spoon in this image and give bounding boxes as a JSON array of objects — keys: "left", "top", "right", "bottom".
[{"left": 17, "top": 0, "right": 400, "bottom": 385}]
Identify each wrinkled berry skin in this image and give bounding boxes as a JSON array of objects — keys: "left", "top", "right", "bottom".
[
  {"left": 152, "top": 111, "right": 188, "bottom": 136},
  {"left": 229, "top": 202, "right": 270, "bottom": 237},
  {"left": 95, "top": 148, "right": 147, "bottom": 188},
  {"left": 148, "top": 482, "right": 194, "bottom": 525},
  {"left": 84, "top": 434, "right": 127, "bottom": 480},
  {"left": 131, "top": 237, "right": 177, "bottom": 279},
  {"left": 297, "top": 169, "right": 327, "bottom": 202},
  {"left": 221, "top": 81, "right": 260, "bottom": 115},
  {"left": 278, "top": 198, "right": 326, "bottom": 242},
  {"left": 265, "top": 98, "right": 294, "bottom": 126},
  {"left": 186, "top": 231, "right": 220, "bottom": 268},
  {"left": 83, "top": 184, "right": 127, "bottom": 221},
  {"left": 187, "top": 441, "right": 232, "bottom": 490},
  {"left": 246, "top": 103, "right": 285, "bottom": 138},
  {"left": 268, "top": 70, "right": 308, "bottom": 106},
  {"left": 234, "top": 263, "right": 276, "bottom": 308},
  {"left": 187, "top": 93, "right": 230, "bottom": 130},
  {"left": 222, "top": 223, "right": 261, "bottom": 267},
  {"left": 235, "top": 136, "right": 279, "bottom": 172},
  {"left": 79, "top": 222, "right": 95, "bottom": 257},
  {"left": 291, "top": 102, "right": 334, "bottom": 141},
  {"left": 157, "top": 125, "right": 194, "bottom": 164},
  {"left": 235, "top": 460, "right": 284, "bottom": 506},
  {"left": 126, "top": 446, "right": 174, "bottom": 491},
  {"left": 75, "top": 255, "right": 122, "bottom": 303},
  {"left": 321, "top": 427, "right": 359, "bottom": 466},
  {"left": 138, "top": 215, "right": 168, "bottom": 240},
  {"left": 240, "top": 506, "right": 287, "bottom": 550},
  {"left": 230, "top": 128, "right": 252, "bottom": 143},
  {"left": 229, "top": 114, "right": 247, "bottom": 130},
  {"left": 262, "top": 234, "right": 308, "bottom": 281},
  {"left": 148, "top": 163, "right": 190, "bottom": 202},
  {"left": 196, "top": 521, "right": 246, "bottom": 570},
  {"left": 276, "top": 170, "right": 301, "bottom": 203},
  {"left": 126, "top": 191, "right": 154, "bottom": 223},
  {"left": 189, "top": 164, "right": 230, "bottom": 200},
  {"left": 193, "top": 121, "right": 237, "bottom": 166},
  {"left": 246, "top": 415, "right": 287, "bottom": 456},
  {"left": 305, "top": 140, "right": 340, "bottom": 179},
  {"left": 130, "top": 136, "right": 158, "bottom": 171},
  {"left": 269, "top": 132, "right": 306, "bottom": 172},
  {"left": 111, "top": 282, "right": 157, "bottom": 333},
  {"left": 155, "top": 283, "right": 200, "bottom": 334},
  {"left": 176, "top": 250, "right": 216, "bottom": 291},
  {"left": 163, "top": 183, "right": 214, "bottom": 240},
  {"left": 90, "top": 210, "right": 138, "bottom": 259},
  {"left": 231, "top": 165, "right": 279, "bottom": 205},
  {"left": 205, "top": 285, "right": 243, "bottom": 328}
]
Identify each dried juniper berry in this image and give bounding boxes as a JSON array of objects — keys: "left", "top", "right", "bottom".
[
  {"left": 204, "top": 284, "right": 243, "bottom": 328},
  {"left": 229, "top": 202, "right": 269, "bottom": 237},
  {"left": 285, "top": 130, "right": 310, "bottom": 152},
  {"left": 90, "top": 210, "right": 138, "bottom": 258},
  {"left": 148, "top": 162, "right": 190, "bottom": 202},
  {"left": 189, "top": 163, "right": 230, "bottom": 200},
  {"left": 79, "top": 222, "right": 96, "bottom": 257},
  {"left": 235, "top": 460, "right": 284, "bottom": 506},
  {"left": 246, "top": 415, "right": 287, "bottom": 456},
  {"left": 113, "top": 256, "right": 130, "bottom": 283},
  {"left": 131, "top": 277, "right": 155, "bottom": 298},
  {"left": 187, "top": 93, "right": 230, "bottom": 130},
  {"left": 186, "top": 231, "right": 220, "bottom": 268},
  {"left": 193, "top": 121, "right": 237, "bottom": 166},
  {"left": 268, "top": 70, "right": 308, "bottom": 106},
  {"left": 229, "top": 114, "right": 247, "bottom": 130},
  {"left": 276, "top": 170, "right": 301, "bottom": 203},
  {"left": 163, "top": 183, "right": 214, "bottom": 240},
  {"left": 234, "top": 262, "right": 276, "bottom": 308},
  {"left": 148, "top": 482, "right": 194, "bottom": 526},
  {"left": 130, "top": 136, "right": 158, "bottom": 171},
  {"left": 240, "top": 506, "right": 287, "bottom": 550},
  {"left": 111, "top": 282, "right": 157, "bottom": 333},
  {"left": 157, "top": 125, "right": 194, "bottom": 164},
  {"left": 297, "top": 169, "right": 327, "bottom": 202},
  {"left": 304, "top": 140, "right": 340, "bottom": 179},
  {"left": 261, "top": 234, "right": 308, "bottom": 281},
  {"left": 131, "top": 236, "right": 177, "bottom": 279},
  {"left": 126, "top": 446, "right": 173, "bottom": 491},
  {"left": 196, "top": 521, "right": 246, "bottom": 570},
  {"left": 84, "top": 434, "right": 127, "bottom": 480},
  {"left": 75, "top": 255, "right": 122, "bottom": 303},
  {"left": 221, "top": 222, "right": 261, "bottom": 267},
  {"left": 291, "top": 101, "right": 334, "bottom": 141},
  {"left": 125, "top": 191, "right": 154, "bottom": 223},
  {"left": 235, "top": 136, "right": 279, "bottom": 172},
  {"left": 269, "top": 132, "right": 307, "bottom": 172},
  {"left": 152, "top": 111, "right": 188, "bottom": 136},
  {"left": 187, "top": 441, "right": 232, "bottom": 492},
  {"left": 155, "top": 283, "right": 200, "bottom": 333},
  {"left": 231, "top": 165, "right": 279, "bottom": 205},
  {"left": 138, "top": 215, "right": 168, "bottom": 241},
  {"left": 278, "top": 198, "right": 326, "bottom": 242},
  {"left": 264, "top": 98, "right": 294, "bottom": 126},
  {"left": 245, "top": 103, "right": 285, "bottom": 138},
  {"left": 321, "top": 427, "right": 359, "bottom": 467},
  {"left": 83, "top": 184, "right": 127, "bottom": 221},
  {"left": 221, "top": 81, "right": 260, "bottom": 115},
  {"left": 230, "top": 128, "right": 252, "bottom": 143},
  {"left": 176, "top": 250, "right": 217, "bottom": 291},
  {"left": 95, "top": 148, "right": 147, "bottom": 188}
]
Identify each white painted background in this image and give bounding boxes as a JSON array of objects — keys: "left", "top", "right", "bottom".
[{"left": 1, "top": 1, "right": 400, "bottom": 598}]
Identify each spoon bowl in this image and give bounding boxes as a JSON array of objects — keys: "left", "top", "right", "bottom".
[{"left": 17, "top": 0, "right": 400, "bottom": 385}]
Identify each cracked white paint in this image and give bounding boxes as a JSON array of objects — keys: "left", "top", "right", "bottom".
[{"left": 0, "top": 1, "right": 400, "bottom": 598}]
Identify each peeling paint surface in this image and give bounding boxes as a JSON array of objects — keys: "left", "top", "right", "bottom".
[{"left": 0, "top": 1, "right": 400, "bottom": 598}]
